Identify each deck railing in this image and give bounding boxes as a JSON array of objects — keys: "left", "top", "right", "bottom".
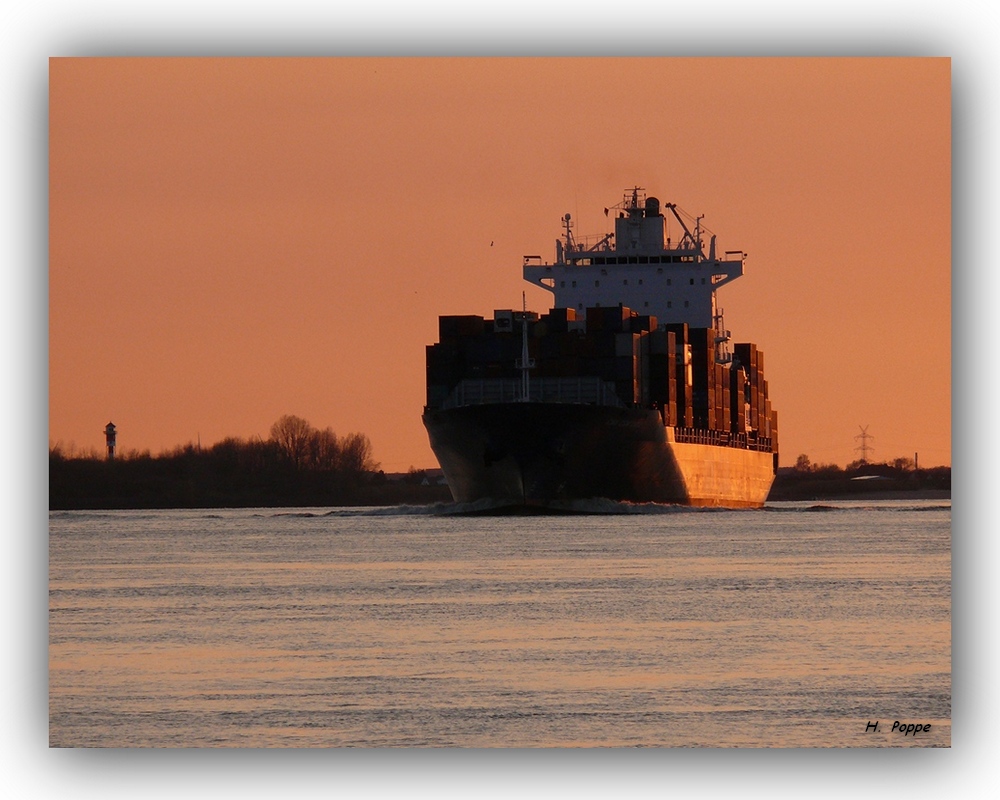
[
  {"left": 673, "top": 427, "right": 774, "bottom": 452},
  {"left": 442, "top": 377, "right": 625, "bottom": 410}
]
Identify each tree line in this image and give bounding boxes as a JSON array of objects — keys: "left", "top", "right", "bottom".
[
  {"left": 768, "top": 453, "right": 950, "bottom": 500},
  {"left": 49, "top": 415, "right": 450, "bottom": 509}
]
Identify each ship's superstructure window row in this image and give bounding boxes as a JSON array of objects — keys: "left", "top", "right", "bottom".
[{"left": 566, "top": 254, "right": 700, "bottom": 265}]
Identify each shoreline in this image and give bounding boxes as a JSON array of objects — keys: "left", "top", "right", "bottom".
[
  {"left": 767, "top": 489, "right": 950, "bottom": 503},
  {"left": 49, "top": 487, "right": 951, "bottom": 512}
]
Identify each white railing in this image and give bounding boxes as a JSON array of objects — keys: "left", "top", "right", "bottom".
[{"left": 567, "top": 232, "right": 615, "bottom": 253}]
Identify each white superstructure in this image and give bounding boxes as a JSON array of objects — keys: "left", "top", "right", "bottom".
[{"left": 522, "top": 188, "right": 745, "bottom": 349}]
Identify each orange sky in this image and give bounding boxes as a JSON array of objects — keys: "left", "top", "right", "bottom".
[{"left": 49, "top": 57, "right": 951, "bottom": 470}]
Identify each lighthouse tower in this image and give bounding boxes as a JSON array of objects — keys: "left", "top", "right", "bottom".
[{"left": 104, "top": 422, "right": 117, "bottom": 461}]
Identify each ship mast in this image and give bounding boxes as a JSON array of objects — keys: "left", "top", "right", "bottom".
[
  {"left": 562, "top": 213, "right": 575, "bottom": 251},
  {"left": 516, "top": 292, "right": 535, "bottom": 401}
]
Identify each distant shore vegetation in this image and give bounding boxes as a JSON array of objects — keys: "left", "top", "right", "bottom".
[
  {"left": 768, "top": 453, "right": 950, "bottom": 500},
  {"left": 49, "top": 420, "right": 950, "bottom": 509},
  {"left": 49, "top": 414, "right": 451, "bottom": 509}
]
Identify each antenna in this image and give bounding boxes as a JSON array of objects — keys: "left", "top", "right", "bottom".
[{"left": 854, "top": 425, "right": 875, "bottom": 464}]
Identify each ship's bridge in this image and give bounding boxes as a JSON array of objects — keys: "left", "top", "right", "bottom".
[{"left": 523, "top": 190, "right": 745, "bottom": 330}]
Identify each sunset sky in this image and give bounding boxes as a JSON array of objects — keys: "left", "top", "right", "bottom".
[
  {"left": 49, "top": 57, "right": 951, "bottom": 471},
  {"left": 14, "top": 0, "right": 1000, "bottom": 786}
]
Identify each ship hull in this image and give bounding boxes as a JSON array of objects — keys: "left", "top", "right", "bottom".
[{"left": 422, "top": 403, "right": 775, "bottom": 509}]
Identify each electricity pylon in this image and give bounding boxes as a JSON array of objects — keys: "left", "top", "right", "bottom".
[{"left": 854, "top": 425, "right": 875, "bottom": 464}]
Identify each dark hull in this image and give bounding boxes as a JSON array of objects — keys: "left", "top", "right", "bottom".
[{"left": 422, "top": 403, "right": 775, "bottom": 508}]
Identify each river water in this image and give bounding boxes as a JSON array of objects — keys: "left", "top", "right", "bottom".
[{"left": 48, "top": 500, "right": 950, "bottom": 747}]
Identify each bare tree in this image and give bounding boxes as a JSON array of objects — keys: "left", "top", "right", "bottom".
[
  {"left": 339, "top": 432, "right": 378, "bottom": 478},
  {"left": 309, "top": 426, "right": 340, "bottom": 471},
  {"left": 269, "top": 415, "right": 314, "bottom": 471}
]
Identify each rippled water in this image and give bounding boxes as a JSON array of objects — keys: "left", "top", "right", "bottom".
[{"left": 48, "top": 500, "right": 951, "bottom": 747}]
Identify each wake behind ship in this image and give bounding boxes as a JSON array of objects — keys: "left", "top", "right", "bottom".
[{"left": 422, "top": 188, "right": 778, "bottom": 509}]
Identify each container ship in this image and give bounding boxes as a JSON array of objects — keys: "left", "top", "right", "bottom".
[{"left": 422, "top": 188, "right": 778, "bottom": 509}]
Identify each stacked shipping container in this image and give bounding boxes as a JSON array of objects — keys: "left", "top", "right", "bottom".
[{"left": 426, "top": 306, "right": 777, "bottom": 451}]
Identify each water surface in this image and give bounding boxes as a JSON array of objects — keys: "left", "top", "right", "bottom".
[{"left": 49, "top": 500, "right": 951, "bottom": 747}]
